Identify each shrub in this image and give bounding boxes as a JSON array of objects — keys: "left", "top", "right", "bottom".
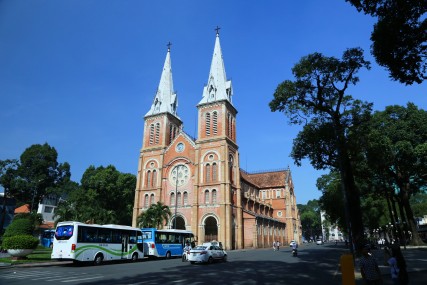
[
  {"left": 2, "top": 235, "right": 39, "bottom": 250},
  {"left": 3, "top": 218, "right": 34, "bottom": 237}
]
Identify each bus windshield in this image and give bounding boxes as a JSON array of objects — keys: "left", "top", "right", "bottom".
[{"left": 55, "top": 225, "right": 74, "bottom": 240}]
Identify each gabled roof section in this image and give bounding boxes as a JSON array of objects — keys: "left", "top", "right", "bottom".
[
  {"left": 145, "top": 44, "right": 179, "bottom": 118},
  {"left": 240, "top": 169, "right": 289, "bottom": 189},
  {"left": 199, "top": 29, "right": 233, "bottom": 106},
  {"left": 165, "top": 130, "right": 197, "bottom": 153}
]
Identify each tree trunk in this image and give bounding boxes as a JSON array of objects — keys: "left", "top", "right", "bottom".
[{"left": 401, "top": 189, "right": 425, "bottom": 245}]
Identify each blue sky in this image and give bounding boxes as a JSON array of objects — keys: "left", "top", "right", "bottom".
[{"left": 1, "top": 0, "right": 426, "bottom": 204}]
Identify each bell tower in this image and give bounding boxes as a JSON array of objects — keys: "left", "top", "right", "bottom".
[{"left": 132, "top": 44, "right": 182, "bottom": 226}]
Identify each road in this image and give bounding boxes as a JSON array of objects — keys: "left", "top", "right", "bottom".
[{"left": 0, "top": 243, "right": 425, "bottom": 285}]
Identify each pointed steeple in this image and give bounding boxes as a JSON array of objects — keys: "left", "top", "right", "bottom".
[
  {"left": 145, "top": 43, "right": 179, "bottom": 118},
  {"left": 199, "top": 27, "right": 233, "bottom": 105}
]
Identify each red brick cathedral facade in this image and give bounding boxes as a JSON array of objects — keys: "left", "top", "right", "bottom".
[{"left": 132, "top": 31, "right": 301, "bottom": 250}]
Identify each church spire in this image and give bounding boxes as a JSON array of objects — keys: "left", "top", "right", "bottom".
[
  {"left": 145, "top": 42, "right": 179, "bottom": 118},
  {"left": 199, "top": 27, "right": 233, "bottom": 105}
]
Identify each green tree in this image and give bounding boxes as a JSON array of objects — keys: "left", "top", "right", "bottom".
[
  {"left": 0, "top": 159, "right": 19, "bottom": 233},
  {"left": 346, "top": 0, "right": 426, "bottom": 84},
  {"left": 298, "top": 200, "right": 322, "bottom": 240},
  {"left": 270, "top": 48, "right": 372, "bottom": 248},
  {"left": 12, "top": 143, "right": 71, "bottom": 211},
  {"left": 137, "top": 202, "right": 171, "bottom": 228},
  {"left": 364, "top": 103, "right": 427, "bottom": 245},
  {"left": 411, "top": 192, "right": 427, "bottom": 219}
]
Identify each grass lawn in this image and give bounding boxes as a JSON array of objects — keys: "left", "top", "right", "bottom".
[{"left": 0, "top": 246, "right": 52, "bottom": 264}]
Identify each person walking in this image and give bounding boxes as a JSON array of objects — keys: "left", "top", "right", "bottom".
[
  {"left": 272, "top": 241, "right": 277, "bottom": 251},
  {"left": 359, "top": 244, "right": 383, "bottom": 285},
  {"left": 276, "top": 241, "right": 280, "bottom": 251},
  {"left": 386, "top": 246, "right": 409, "bottom": 285}
]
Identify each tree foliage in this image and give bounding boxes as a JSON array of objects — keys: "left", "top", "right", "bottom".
[
  {"left": 270, "top": 47, "right": 372, "bottom": 247},
  {"left": 346, "top": 0, "right": 427, "bottom": 84},
  {"left": 137, "top": 202, "right": 172, "bottom": 229},
  {"left": 54, "top": 165, "right": 136, "bottom": 225},
  {"left": 298, "top": 200, "right": 322, "bottom": 240}
]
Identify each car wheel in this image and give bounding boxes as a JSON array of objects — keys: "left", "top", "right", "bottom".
[
  {"left": 207, "top": 257, "right": 213, "bottom": 264},
  {"left": 190, "top": 261, "right": 195, "bottom": 264},
  {"left": 182, "top": 254, "right": 186, "bottom": 262},
  {"left": 165, "top": 251, "right": 171, "bottom": 259},
  {"left": 94, "top": 254, "right": 103, "bottom": 266},
  {"left": 223, "top": 255, "right": 227, "bottom": 262}
]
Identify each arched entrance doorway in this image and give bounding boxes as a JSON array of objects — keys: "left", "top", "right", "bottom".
[
  {"left": 204, "top": 216, "right": 218, "bottom": 241},
  {"left": 172, "top": 216, "right": 185, "bottom": 230}
]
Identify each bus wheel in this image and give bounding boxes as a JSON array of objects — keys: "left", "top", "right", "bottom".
[
  {"left": 132, "top": 253, "right": 138, "bottom": 262},
  {"left": 165, "top": 251, "right": 171, "bottom": 259},
  {"left": 94, "top": 254, "right": 103, "bottom": 266}
]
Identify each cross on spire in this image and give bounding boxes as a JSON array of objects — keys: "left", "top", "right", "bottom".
[
  {"left": 167, "top": 41, "right": 172, "bottom": 51},
  {"left": 215, "top": 26, "right": 221, "bottom": 35}
]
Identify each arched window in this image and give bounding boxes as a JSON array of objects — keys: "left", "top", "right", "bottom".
[
  {"left": 212, "top": 189, "right": 217, "bottom": 204},
  {"left": 177, "top": 192, "right": 182, "bottom": 206},
  {"left": 205, "top": 113, "right": 211, "bottom": 136},
  {"left": 212, "top": 111, "right": 218, "bottom": 135},
  {"left": 144, "top": 194, "right": 149, "bottom": 208},
  {"left": 149, "top": 124, "right": 155, "bottom": 145},
  {"left": 155, "top": 123, "right": 160, "bottom": 144},
  {"left": 205, "top": 164, "right": 211, "bottom": 183},
  {"left": 229, "top": 155, "right": 234, "bottom": 184},
  {"left": 147, "top": 170, "right": 151, "bottom": 187},
  {"left": 227, "top": 113, "right": 232, "bottom": 137},
  {"left": 212, "top": 163, "right": 217, "bottom": 181},
  {"left": 152, "top": 170, "right": 157, "bottom": 187},
  {"left": 183, "top": 192, "right": 188, "bottom": 205},
  {"left": 170, "top": 193, "right": 175, "bottom": 206},
  {"left": 150, "top": 194, "right": 155, "bottom": 205},
  {"left": 204, "top": 190, "right": 209, "bottom": 204}
]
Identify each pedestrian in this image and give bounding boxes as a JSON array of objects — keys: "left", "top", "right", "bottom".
[
  {"left": 276, "top": 241, "right": 280, "bottom": 251},
  {"left": 359, "top": 244, "right": 383, "bottom": 285},
  {"left": 387, "top": 246, "right": 409, "bottom": 285}
]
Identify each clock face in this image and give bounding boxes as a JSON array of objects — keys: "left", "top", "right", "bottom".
[
  {"left": 170, "top": 164, "right": 190, "bottom": 186},
  {"left": 176, "top": 142, "right": 184, "bottom": 152}
]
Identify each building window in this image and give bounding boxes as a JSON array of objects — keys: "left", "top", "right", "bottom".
[
  {"left": 147, "top": 170, "right": 151, "bottom": 187},
  {"left": 155, "top": 123, "right": 160, "bottom": 144},
  {"left": 212, "top": 189, "right": 217, "bottom": 204},
  {"left": 205, "top": 113, "right": 211, "bottom": 136},
  {"left": 229, "top": 155, "right": 234, "bottom": 184},
  {"left": 276, "top": 189, "right": 281, "bottom": 198},
  {"left": 152, "top": 170, "right": 157, "bottom": 187},
  {"left": 150, "top": 194, "right": 155, "bottom": 205},
  {"left": 277, "top": 211, "right": 282, "bottom": 217},
  {"left": 144, "top": 194, "right": 149, "bottom": 208},
  {"left": 212, "top": 111, "right": 218, "bottom": 135},
  {"left": 212, "top": 163, "right": 217, "bottom": 181},
  {"left": 44, "top": 206, "right": 54, "bottom": 213},
  {"left": 262, "top": 191, "right": 267, "bottom": 199},
  {"left": 149, "top": 124, "right": 155, "bottom": 145},
  {"left": 183, "top": 192, "right": 188, "bottom": 205},
  {"left": 170, "top": 193, "right": 175, "bottom": 206},
  {"left": 205, "top": 190, "right": 209, "bottom": 204},
  {"left": 205, "top": 164, "right": 211, "bottom": 183},
  {"left": 177, "top": 192, "right": 182, "bottom": 206}
]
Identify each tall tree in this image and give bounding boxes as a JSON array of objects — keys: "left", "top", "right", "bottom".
[
  {"left": 346, "top": 0, "right": 427, "bottom": 84},
  {"left": 364, "top": 103, "right": 427, "bottom": 245},
  {"left": 137, "top": 202, "right": 171, "bottom": 229},
  {"left": 5, "top": 143, "right": 70, "bottom": 211},
  {"left": 298, "top": 200, "right": 322, "bottom": 240},
  {"left": 270, "top": 48, "right": 372, "bottom": 249},
  {"left": 0, "top": 159, "right": 19, "bottom": 233}
]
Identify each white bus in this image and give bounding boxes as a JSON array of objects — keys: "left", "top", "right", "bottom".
[{"left": 51, "top": 221, "right": 144, "bottom": 265}]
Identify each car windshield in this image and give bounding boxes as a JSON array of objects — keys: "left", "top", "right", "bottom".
[{"left": 194, "top": 246, "right": 207, "bottom": 250}]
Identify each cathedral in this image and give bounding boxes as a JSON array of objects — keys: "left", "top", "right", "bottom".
[{"left": 132, "top": 30, "right": 301, "bottom": 250}]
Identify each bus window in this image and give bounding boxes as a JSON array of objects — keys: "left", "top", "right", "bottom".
[{"left": 55, "top": 225, "right": 74, "bottom": 240}]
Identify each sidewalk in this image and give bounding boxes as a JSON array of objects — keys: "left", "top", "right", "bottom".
[{"left": 354, "top": 246, "right": 427, "bottom": 284}]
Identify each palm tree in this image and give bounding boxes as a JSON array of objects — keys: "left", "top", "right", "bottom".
[{"left": 137, "top": 202, "right": 171, "bottom": 228}]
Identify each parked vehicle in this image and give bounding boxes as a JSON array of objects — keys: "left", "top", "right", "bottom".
[
  {"left": 316, "top": 238, "right": 323, "bottom": 245},
  {"left": 187, "top": 242, "right": 227, "bottom": 264},
  {"left": 141, "top": 228, "right": 195, "bottom": 259},
  {"left": 51, "top": 221, "right": 144, "bottom": 265}
]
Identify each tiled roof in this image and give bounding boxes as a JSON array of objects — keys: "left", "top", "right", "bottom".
[
  {"left": 240, "top": 170, "right": 289, "bottom": 189},
  {"left": 14, "top": 204, "right": 30, "bottom": 214}
]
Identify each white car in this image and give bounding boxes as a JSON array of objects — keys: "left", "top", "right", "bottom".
[
  {"left": 187, "top": 243, "right": 227, "bottom": 264},
  {"left": 316, "top": 239, "right": 323, "bottom": 245},
  {"left": 289, "top": 240, "right": 296, "bottom": 247}
]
